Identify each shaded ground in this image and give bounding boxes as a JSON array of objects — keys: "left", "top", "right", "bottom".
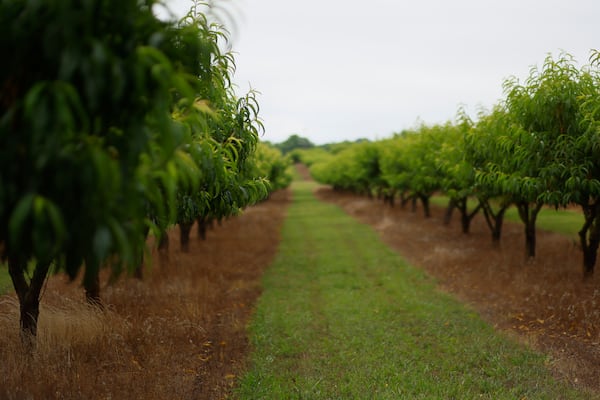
[
  {"left": 313, "top": 182, "right": 600, "bottom": 394},
  {"left": 0, "top": 189, "right": 290, "bottom": 399}
]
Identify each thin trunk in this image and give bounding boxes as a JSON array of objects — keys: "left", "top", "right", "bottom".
[
  {"left": 197, "top": 216, "right": 208, "bottom": 241},
  {"left": 444, "top": 198, "right": 456, "bottom": 225},
  {"left": 491, "top": 210, "right": 505, "bottom": 244},
  {"left": 516, "top": 201, "right": 543, "bottom": 259},
  {"left": 457, "top": 198, "right": 482, "bottom": 234},
  {"left": 419, "top": 194, "right": 430, "bottom": 218},
  {"left": 158, "top": 230, "right": 169, "bottom": 267},
  {"left": 134, "top": 260, "right": 144, "bottom": 280},
  {"left": 481, "top": 199, "right": 508, "bottom": 245},
  {"left": 84, "top": 263, "right": 101, "bottom": 306},
  {"left": 8, "top": 258, "right": 50, "bottom": 349},
  {"left": 525, "top": 220, "right": 536, "bottom": 258},
  {"left": 399, "top": 192, "right": 409, "bottom": 209},
  {"left": 385, "top": 191, "right": 395, "bottom": 207},
  {"left": 579, "top": 202, "right": 600, "bottom": 279},
  {"left": 134, "top": 245, "right": 146, "bottom": 280},
  {"left": 158, "top": 230, "right": 169, "bottom": 251},
  {"left": 179, "top": 222, "right": 193, "bottom": 252},
  {"left": 410, "top": 195, "right": 417, "bottom": 213},
  {"left": 134, "top": 225, "right": 151, "bottom": 280}
]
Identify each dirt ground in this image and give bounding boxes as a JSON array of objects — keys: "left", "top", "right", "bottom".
[{"left": 0, "top": 189, "right": 290, "bottom": 400}]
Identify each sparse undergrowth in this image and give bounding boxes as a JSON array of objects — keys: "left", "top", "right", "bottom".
[{"left": 0, "top": 189, "right": 290, "bottom": 400}]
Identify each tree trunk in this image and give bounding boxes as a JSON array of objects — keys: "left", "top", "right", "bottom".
[
  {"left": 158, "top": 230, "right": 169, "bottom": 251},
  {"left": 8, "top": 258, "right": 51, "bottom": 349},
  {"left": 481, "top": 199, "right": 508, "bottom": 246},
  {"left": 84, "top": 265, "right": 102, "bottom": 306},
  {"left": 134, "top": 225, "right": 151, "bottom": 279},
  {"left": 444, "top": 198, "right": 456, "bottom": 225},
  {"left": 456, "top": 198, "right": 482, "bottom": 234},
  {"left": 134, "top": 245, "right": 145, "bottom": 280},
  {"left": 157, "top": 229, "right": 169, "bottom": 267},
  {"left": 400, "top": 192, "right": 410, "bottom": 209},
  {"left": 579, "top": 202, "right": 600, "bottom": 279},
  {"left": 384, "top": 192, "right": 395, "bottom": 207},
  {"left": 524, "top": 219, "right": 536, "bottom": 258},
  {"left": 516, "top": 201, "right": 543, "bottom": 259},
  {"left": 134, "top": 261, "right": 144, "bottom": 280},
  {"left": 197, "top": 216, "right": 208, "bottom": 241},
  {"left": 179, "top": 222, "right": 193, "bottom": 252},
  {"left": 419, "top": 194, "right": 430, "bottom": 218},
  {"left": 491, "top": 212, "right": 504, "bottom": 244},
  {"left": 582, "top": 242, "right": 599, "bottom": 278}
]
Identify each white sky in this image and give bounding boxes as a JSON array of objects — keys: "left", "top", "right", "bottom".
[{"left": 159, "top": 0, "right": 600, "bottom": 145}]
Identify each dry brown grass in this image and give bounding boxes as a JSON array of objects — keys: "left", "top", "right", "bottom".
[{"left": 0, "top": 189, "right": 290, "bottom": 400}]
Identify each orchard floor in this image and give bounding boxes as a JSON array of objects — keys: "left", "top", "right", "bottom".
[
  {"left": 313, "top": 188, "right": 600, "bottom": 394},
  {"left": 0, "top": 189, "right": 290, "bottom": 400},
  {"left": 2, "top": 167, "right": 600, "bottom": 398}
]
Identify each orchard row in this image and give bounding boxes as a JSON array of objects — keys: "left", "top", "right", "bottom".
[
  {"left": 0, "top": 1, "right": 291, "bottom": 342},
  {"left": 304, "top": 52, "right": 600, "bottom": 279}
]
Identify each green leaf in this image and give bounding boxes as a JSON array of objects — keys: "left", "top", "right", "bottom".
[{"left": 8, "top": 194, "right": 35, "bottom": 248}]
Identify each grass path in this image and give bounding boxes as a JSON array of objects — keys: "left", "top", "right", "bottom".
[{"left": 236, "top": 181, "right": 590, "bottom": 399}]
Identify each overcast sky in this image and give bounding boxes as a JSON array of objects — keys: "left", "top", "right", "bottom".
[{"left": 159, "top": 0, "right": 600, "bottom": 145}]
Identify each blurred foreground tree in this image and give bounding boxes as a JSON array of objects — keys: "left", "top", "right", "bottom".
[{"left": 0, "top": 0, "right": 245, "bottom": 345}]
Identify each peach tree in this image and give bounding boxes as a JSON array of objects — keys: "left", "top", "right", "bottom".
[{"left": 0, "top": 0, "right": 247, "bottom": 343}]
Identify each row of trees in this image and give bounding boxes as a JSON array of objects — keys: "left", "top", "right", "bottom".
[
  {"left": 0, "top": 0, "right": 291, "bottom": 345},
  {"left": 310, "top": 52, "right": 600, "bottom": 279}
]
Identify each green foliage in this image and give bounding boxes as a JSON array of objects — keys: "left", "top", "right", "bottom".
[
  {"left": 501, "top": 53, "right": 593, "bottom": 206},
  {"left": 310, "top": 51, "right": 600, "bottom": 270},
  {"left": 251, "top": 143, "right": 293, "bottom": 192},
  {"left": 274, "top": 134, "right": 314, "bottom": 155},
  {"left": 311, "top": 141, "right": 382, "bottom": 195},
  {"left": 0, "top": 0, "right": 275, "bottom": 338},
  {"left": 0, "top": 0, "right": 200, "bottom": 277},
  {"left": 291, "top": 147, "right": 333, "bottom": 167},
  {"left": 172, "top": 89, "right": 271, "bottom": 230},
  {"left": 436, "top": 115, "right": 476, "bottom": 201}
]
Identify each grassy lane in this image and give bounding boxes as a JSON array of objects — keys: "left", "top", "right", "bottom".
[{"left": 236, "top": 181, "right": 590, "bottom": 399}]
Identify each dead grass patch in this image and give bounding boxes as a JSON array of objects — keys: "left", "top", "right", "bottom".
[{"left": 0, "top": 189, "right": 290, "bottom": 400}]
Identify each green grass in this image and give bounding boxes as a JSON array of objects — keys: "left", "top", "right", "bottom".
[
  {"left": 236, "top": 181, "right": 590, "bottom": 399},
  {"left": 506, "top": 207, "right": 582, "bottom": 239},
  {"left": 431, "top": 195, "right": 582, "bottom": 239}
]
